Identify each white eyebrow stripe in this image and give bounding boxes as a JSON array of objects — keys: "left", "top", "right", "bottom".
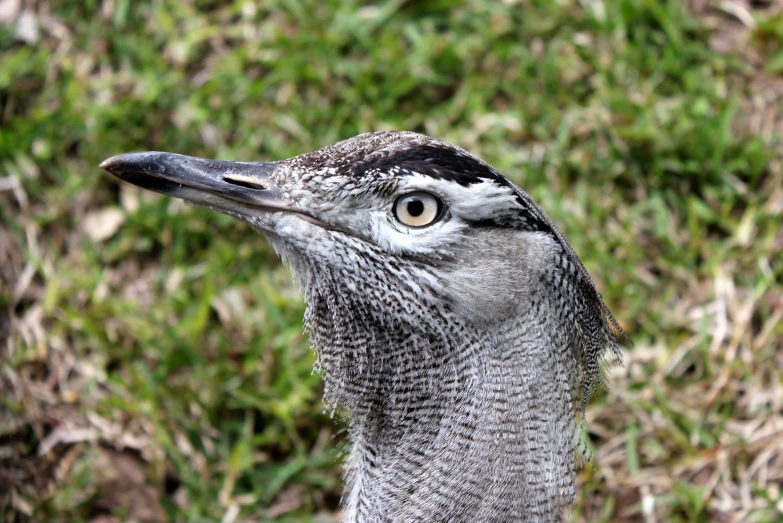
[{"left": 399, "top": 176, "right": 520, "bottom": 221}]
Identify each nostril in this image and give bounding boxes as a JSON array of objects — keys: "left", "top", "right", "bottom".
[{"left": 223, "top": 174, "right": 268, "bottom": 190}]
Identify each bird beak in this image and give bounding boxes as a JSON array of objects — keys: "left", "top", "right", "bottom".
[{"left": 100, "top": 152, "right": 299, "bottom": 215}]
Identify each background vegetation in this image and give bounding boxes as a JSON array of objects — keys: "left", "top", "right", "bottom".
[{"left": 2, "top": 0, "right": 782, "bottom": 521}]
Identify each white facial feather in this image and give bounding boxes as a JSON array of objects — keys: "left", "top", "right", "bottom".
[
  {"left": 256, "top": 172, "right": 559, "bottom": 328},
  {"left": 364, "top": 176, "right": 522, "bottom": 256},
  {"left": 399, "top": 175, "right": 521, "bottom": 222},
  {"left": 281, "top": 173, "right": 524, "bottom": 258}
]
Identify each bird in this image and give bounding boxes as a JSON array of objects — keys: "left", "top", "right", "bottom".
[{"left": 100, "top": 131, "right": 628, "bottom": 522}]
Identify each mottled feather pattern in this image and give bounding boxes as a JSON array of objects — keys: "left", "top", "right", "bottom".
[
  {"left": 283, "top": 131, "right": 626, "bottom": 403},
  {"left": 100, "top": 129, "right": 628, "bottom": 521},
  {"left": 234, "top": 132, "right": 629, "bottom": 522},
  {"left": 237, "top": 131, "right": 628, "bottom": 521}
]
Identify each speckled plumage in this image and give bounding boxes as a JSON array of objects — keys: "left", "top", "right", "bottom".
[{"left": 102, "top": 131, "right": 628, "bottom": 522}]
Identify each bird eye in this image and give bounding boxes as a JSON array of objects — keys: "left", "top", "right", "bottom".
[{"left": 393, "top": 192, "right": 443, "bottom": 228}]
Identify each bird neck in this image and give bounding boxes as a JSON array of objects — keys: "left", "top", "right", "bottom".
[{"left": 311, "top": 304, "right": 580, "bottom": 522}]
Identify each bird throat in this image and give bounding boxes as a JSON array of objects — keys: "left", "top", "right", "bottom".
[{"left": 303, "top": 281, "right": 580, "bottom": 522}]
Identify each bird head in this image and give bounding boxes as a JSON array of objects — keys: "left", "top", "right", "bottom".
[{"left": 102, "top": 131, "right": 626, "bottom": 408}]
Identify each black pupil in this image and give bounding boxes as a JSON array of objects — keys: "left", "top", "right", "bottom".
[{"left": 407, "top": 199, "right": 425, "bottom": 217}]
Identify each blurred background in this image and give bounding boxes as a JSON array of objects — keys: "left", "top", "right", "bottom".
[{"left": 1, "top": 0, "right": 782, "bottom": 521}]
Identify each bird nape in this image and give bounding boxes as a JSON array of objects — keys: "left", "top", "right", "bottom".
[{"left": 101, "top": 131, "right": 629, "bottom": 522}]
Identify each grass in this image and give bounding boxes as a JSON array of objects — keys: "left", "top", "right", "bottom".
[{"left": 2, "top": 0, "right": 782, "bottom": 521}]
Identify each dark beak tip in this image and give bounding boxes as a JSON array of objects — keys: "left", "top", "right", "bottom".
[
  {"left": 99, "top": 152, "right": 170, "bottom": 176},
  {"left": 99, "top": 153, "right": 143, "bottom": 173}
]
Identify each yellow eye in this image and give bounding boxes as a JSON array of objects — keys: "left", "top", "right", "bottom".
[{"left": 393, "top": 192, "right": 443, "bottom": 228}]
